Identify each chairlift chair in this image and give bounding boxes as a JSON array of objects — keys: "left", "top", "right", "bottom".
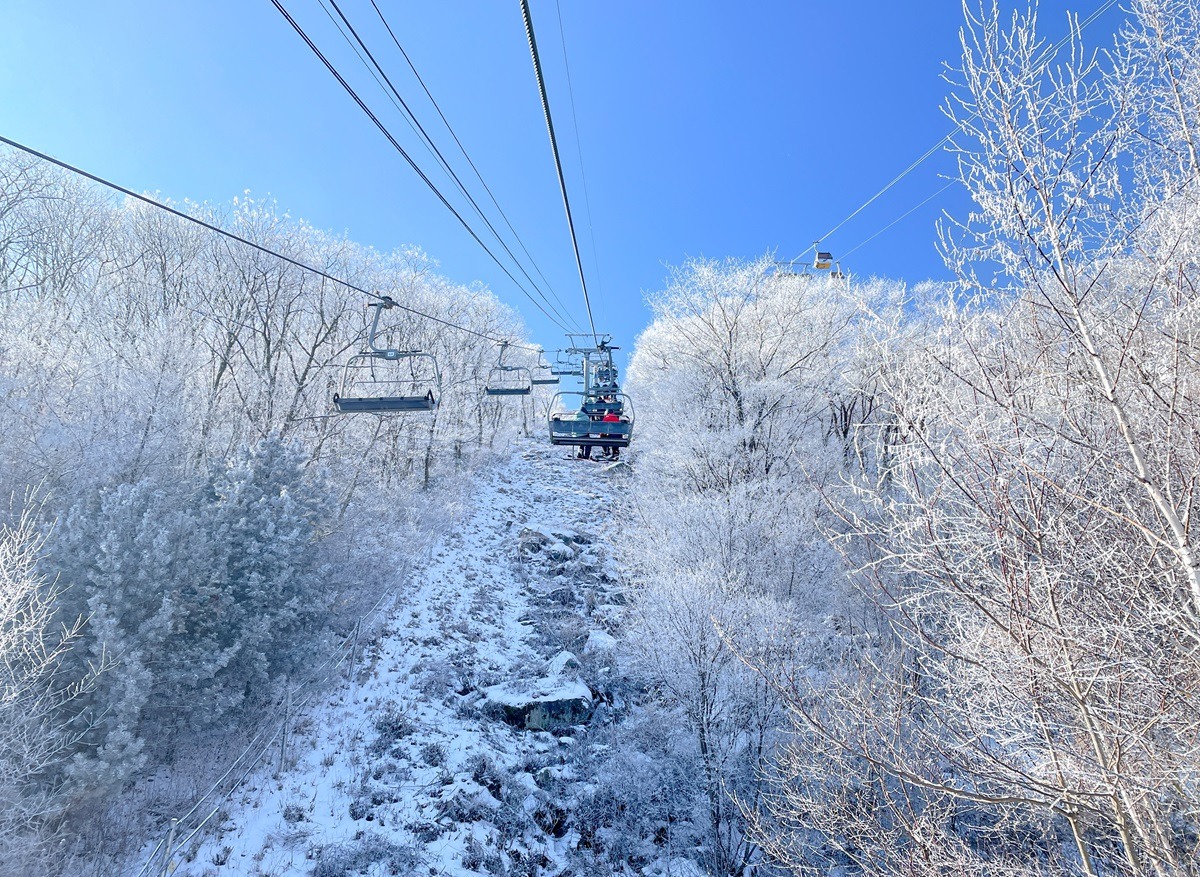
[
  {"left": 582, "top": 346, "right": 620, "bottom": 395},
  {"left": 772, "top": 259, "right": 813, "bottom": 280},
  {"left": 531, "top": 350, "right": 561, "bottom": 386},
  {"left": 485, "top": 367, "right": 534, "bottom": 396},
  {"left": 484, "top": 341, "right": 533, "bottom": 396},
  {"left": 547, "top": 391, "right": 635, "bottom": 449},
  {"left": 549, "top": 350, "right": 583, "bottom": 377},
  {"left": 593, "top": 364, "right": 618, "bottom": 387},
  {"left": 333, "top": 297, "right": 441, "bottom": 414}
]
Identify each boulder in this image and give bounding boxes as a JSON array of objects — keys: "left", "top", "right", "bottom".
[
  {"left": 517, "top": 527, "right": 550, "bottom": 555},
  {"left": 484, "top": 679, "right": 593, "bottom": 732}
]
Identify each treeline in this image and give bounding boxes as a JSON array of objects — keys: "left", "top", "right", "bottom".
[
  {"left": 619, "top": 1, "right": 1200, "bottom": 875},
  {"left": 0, "top": 153, "right": 544, "bottom": 873}
]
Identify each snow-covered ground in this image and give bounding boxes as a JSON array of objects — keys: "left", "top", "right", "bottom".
[{"left": 170, "top": 440, "right": 627, "bottom": 877}]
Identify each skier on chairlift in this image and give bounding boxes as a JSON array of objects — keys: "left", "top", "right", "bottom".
[{"left": 601, "top": 409, "right": 622, "bottom": 460}]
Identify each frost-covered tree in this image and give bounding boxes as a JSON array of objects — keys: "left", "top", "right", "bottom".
[
  {"left": 620, "top": 256, "right": 884, "bottom": 874},
  {"left": 47, "top": 435, "right": 333, "bottom": 800},
  {"left": 0, "top": 146, "right": 539, "bottom": 868},
  {"left": 758, "top": 3, "right": 1200, "bottom": 874},
  {"left": 0, "top": 506, "right": 91, "bottom": 876},
  {"left": 191, "top": 435, "right": 333, "bottom": 712}
]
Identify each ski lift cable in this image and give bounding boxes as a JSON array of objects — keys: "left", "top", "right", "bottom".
[
  {"left": 553, "top": 0, "right": 605, "bottom": 310},
  {"left": 128, "top": 723, "right": 278, "bottom": 877},
  {"left": 809, "top": 0, "right": 1121, "bottom": 255},
  {"left": 320, "top": 0, "right": 584, "bottom": 334},
  {"left": 270, "top": 0, "right": 574, "bottom": 335},
  {"left": 519, "top": 0, "right": 599, "bottom": 346},
  {"left": 273, "top": 0, "right": 571, "bottom": 336},
  {"left": 149, "top": 628, "right": 366, "bottom": 836},
  {"left": 840, "top": 180, "right": 957, "bottom": 261},
  {"left": 0, "top": 134, "right": 543, "bottom": 353},
  {"left": 366, "top": 0, "right": 584, "bottom": 333}
]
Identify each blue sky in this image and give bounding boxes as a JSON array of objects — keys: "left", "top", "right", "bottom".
[{"left": 0, "top": 1, "right": 1126, "bottom": 358}]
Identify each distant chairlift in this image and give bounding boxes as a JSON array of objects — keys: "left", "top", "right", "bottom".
[
  {"left": 813, "top": 245, "right": 848, "bottom": 281},
  {"left": 549, "top": 349, "right": 584, "bottom": 377},
  {"left": 333, "top": 297, "right": 441, "bottom": 413},
  {"left": 484, "top": 341, "right": 533, "bottom": 396},
  {"left": 531, "top": 350, "right": 561, "bottom": 386},
  {"left": 592, "top": 361, "right": 618, "bottom": 389},
  {"left": 772, "top": 259, "right": 814, "bottom": 280},
  {"left": 583, "top": 342, "right": 620, "bottom": 392}
]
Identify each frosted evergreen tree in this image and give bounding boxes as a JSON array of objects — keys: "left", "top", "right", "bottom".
[
  {"left": 50, "top": 479, "right": 197, "bottom": 797},
  {"left": 193, "top": 434, "right": 333, "bottom": 715}
]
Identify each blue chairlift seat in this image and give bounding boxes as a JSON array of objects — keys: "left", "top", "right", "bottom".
[
  {"left": 484, "top": 341, "right": 534, "bottom": 396},
  {"left": 547, "top": 391, "right": 634, "bottom": 448},
  {"left": 549, "top": 349, "right": 584, "bottom": 376},
  {"left": 532, "top": 351, "right": 562, "bottom": 385},
  {"left": 334, "top": 392, "right": 436, "bottom": 413},
  {"left": 531, "top": 359, "right": 561, "bottom": 386}
]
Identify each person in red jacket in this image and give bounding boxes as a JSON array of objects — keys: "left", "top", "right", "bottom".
[{"left": 600, "top": 410, "right": 622, "bottom": 460}]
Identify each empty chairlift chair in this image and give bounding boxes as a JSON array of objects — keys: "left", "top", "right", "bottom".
[
  {"left": 531, "top": 350, "right": 561, "bottom": 386},
  {"left": 485, "top": 342, "right": 533, "bottom": 396},
  {"left": 333, "top": 297, "right": 441, "bottom": 413},
  {"left": 812, "top": 245, "right": 848, "bottom": 280},
  {"left": 549, "top": 350, "right": 583, "bottom": 377}
]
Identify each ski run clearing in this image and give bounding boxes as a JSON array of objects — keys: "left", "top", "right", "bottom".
[{"left": 167, "top": 441, "right": 639, "bottom": 877}]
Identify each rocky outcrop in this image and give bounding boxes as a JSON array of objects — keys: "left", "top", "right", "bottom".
[{"left": 484, "top": 678, "right": 593, "bottom": 732}]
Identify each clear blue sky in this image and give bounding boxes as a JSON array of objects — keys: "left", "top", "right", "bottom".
[{"left": 0, "top": 0, "right": 1126, "bottom": 358}]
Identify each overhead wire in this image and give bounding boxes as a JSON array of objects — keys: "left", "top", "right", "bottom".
[
  {"left": 519, "top": 0, "right": 598, "bottom": 345},
  {"left": 318, "top": 0, "right": 583, "bottom": 333},
  {"left": 0, "top": 133, "right": 542, "bottom": 352},
  {"left": 269, "top": 0, "right": 574, "bottom": 335},
  {"left": 366, "top": 0, "right": 580, "bottom": 331},
  {"left": 553, "top": 0, "right": 605, "bottom": 308},
  {"left": 840, "top": 180, "right": 957, "bottom": 260},
  {"left": 809, "top": 0, "right": 1122, "bottom": 259}
]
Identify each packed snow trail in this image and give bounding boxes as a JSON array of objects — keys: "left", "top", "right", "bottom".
[{"left": 176, "top": 441, "right": 626, "bottom": 876}]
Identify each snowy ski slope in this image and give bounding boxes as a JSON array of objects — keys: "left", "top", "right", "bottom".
[{"left": 172, "top": 441, "right": 624, "bottom": 876}]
